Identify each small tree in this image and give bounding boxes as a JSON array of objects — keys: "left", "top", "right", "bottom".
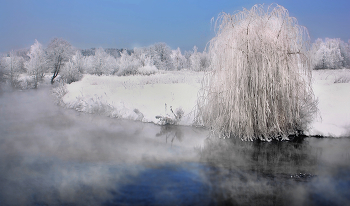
[
  {"left": 46, "top": 38, "right": 75, "bottom": 84},
  {"left": 196, "top": 4, "right": 317, "bottom": 141},
  {"left": 190, "top": 46, "right": 201, "bottom": 71},
  {"left": 1, "top": 51, "right": 24, "bottom": 87},
  {"left": 25, "top": 40, "right": 47, "bottom": 88},
  {"left": 116, "top": 50, "right": 141, "bottom": 76},
  {"left": 171, "top": 47, "right": 186, "bottom": 70}
]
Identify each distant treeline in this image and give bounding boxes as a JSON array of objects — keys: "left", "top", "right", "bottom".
[
  {"left": 0, "top": 37, "right": 349, "bottom": 90},
  {"left": 81, "top": 48, "right": 133, "bottom": 58},
  {"left": 0, "top": 38, "right": 210, "bottom": 89}
]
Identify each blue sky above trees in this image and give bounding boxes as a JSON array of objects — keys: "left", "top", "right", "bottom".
[{"left": 0, "top": 0, "right": 349, "bottom": 53}]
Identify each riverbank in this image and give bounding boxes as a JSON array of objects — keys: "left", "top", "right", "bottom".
[{"left": 59, "top": 69, "right": 350, "bottom": 137}]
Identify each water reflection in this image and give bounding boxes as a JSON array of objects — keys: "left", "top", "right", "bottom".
[
  {"left": 198, "top": 137, "right": 350, "bottom": 205},
  {"left": 105, "top": 163, "right": 214, "bottom": 206},
  {"left": 156, "top": 124, "right": 184, "bottom": 145}
]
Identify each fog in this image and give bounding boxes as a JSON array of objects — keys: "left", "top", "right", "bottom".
[
  {"left": 0, "top": 87, "right": 209, "bottom": 205},
  {"left": 0, "top": 87, "right": 349, "bottom": 205}
]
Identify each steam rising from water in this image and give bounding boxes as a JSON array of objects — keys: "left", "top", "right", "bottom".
[
  {"left": 0, "top": 87, "right": 349, "bottom": 205},
  {"left": 0, "top": 87, "right": 208, "bottom": 205}
]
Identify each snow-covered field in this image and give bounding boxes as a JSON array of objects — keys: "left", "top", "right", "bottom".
[
  {"left": 59, "top": 69, "right": 350, "bottom": 138},
  {"left": 308, "top": 69, "right": 350, "bottom": 137},
  {"left": 60, "top": 70, "right": 204, "bottom": 125}
]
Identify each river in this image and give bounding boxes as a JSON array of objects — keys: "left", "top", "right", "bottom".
[{"left": 0, "top": 87, "right": 349, "bottom": 205}]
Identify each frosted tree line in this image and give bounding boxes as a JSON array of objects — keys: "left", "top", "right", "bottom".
[
  {"left": 1, "top": 35, "right": 349, "bottom": 89},
  {"left": 0, "top": 38, "right": 212, "bottom": 89},
  {"left": 310, "top": 38, "right": 350, "bottom": 69}
]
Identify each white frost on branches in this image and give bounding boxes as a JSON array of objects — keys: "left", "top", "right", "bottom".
[
  {"left": 196, "top": 4, "right": 317, "bottom": 141},
  {"left": 311, "top": 38, "right": 350, "bottom": 69},
  {"left": 25, "top": 40, "right": 47, "bottom": 88}
]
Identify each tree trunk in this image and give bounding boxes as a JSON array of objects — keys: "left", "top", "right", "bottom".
[{"left": 51, "top": 56, "right": 62, "bottom": 84}]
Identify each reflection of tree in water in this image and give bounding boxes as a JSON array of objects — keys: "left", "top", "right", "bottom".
[
  {"left": 200, "top": 136, "right": 317, "bottom": 174},
  {"left": 156, "top": 125, "right": 184, "bottom": 145},
  {"left": 198, "top": 137, "right": 319, "bottom": 205}
]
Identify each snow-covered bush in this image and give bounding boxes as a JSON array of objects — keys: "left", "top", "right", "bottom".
[
  {"left": 156, "top": 106, "right": 184, "bottom": 125},
  {"left": 85, "top": 48, "right": 116, "bottom": 75},
  {"left": 137, "top": 65, "right": 158, "bottom": 75},
  {"left": 196, "top": 4, "right": 317, "bottom": 141},
  {"left": 189, "top": 46, "right": 211, "bottom": 71},
  {"left": 52, "top": 82, "right": 67, "bottom": 105},
  {"left": 60, "top": 61, "right": 82, "bottom": 84},
  {"left": 59, "top": 51, "right": 85, "bottom": 84},
  {"left": 116, "top": 50, "right": 141, "bottom": 76}
]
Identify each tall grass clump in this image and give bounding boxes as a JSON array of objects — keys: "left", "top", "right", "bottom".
[{"left": 195, "top": 4, "right": 317, "bottom": 141}]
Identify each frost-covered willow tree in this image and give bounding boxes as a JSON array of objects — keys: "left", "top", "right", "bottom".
[{"left": 196, "top": 4, "right": 317, "bottom": 141}]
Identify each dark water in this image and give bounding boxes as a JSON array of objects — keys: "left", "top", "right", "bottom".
[{"left": 0, "top": 87, "right": 349, "bottom": 206}]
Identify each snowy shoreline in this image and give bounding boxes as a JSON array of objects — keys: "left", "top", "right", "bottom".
[
  {"left": 60, "top": 70, "right": 204, "bottom": 126},
  {"left": 59, "top": 69, "right": 350, "bottom": 138}
]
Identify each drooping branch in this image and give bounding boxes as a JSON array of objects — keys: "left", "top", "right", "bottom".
[{"left": 195, "top": 4, "right": 317, "bottom": 141}]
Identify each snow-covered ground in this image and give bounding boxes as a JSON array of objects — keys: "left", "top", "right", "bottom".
[
  {"left": 307, "top": 69, "right": 350, "bottom": 137},
  {"left": 60, "top": 69, "right": 350, "bottom": 138},
  {"left": 60, "top": 70, "right": 204, "bottom": 125}
]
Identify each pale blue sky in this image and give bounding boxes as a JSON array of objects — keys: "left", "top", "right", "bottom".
[{"left": 0, "top": 0, "right": 349, "bottom": 53}]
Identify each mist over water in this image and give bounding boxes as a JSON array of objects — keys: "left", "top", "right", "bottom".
[
  {"left": 0, "top": 87, "right": 349, "bottom": 205},
  {"left": 0, "top": 87, "right": 209, "bottom": 205}
]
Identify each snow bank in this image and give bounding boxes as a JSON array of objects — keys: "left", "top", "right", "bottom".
[
  {"left": 307, "top": 69, "right": 350, "bottom": 137},
  {"left": 61, "top": 71, "right": 203, "bottom": 125},
  {"left": 60, "top": 69, "right": 350, "bottom": 137}
]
